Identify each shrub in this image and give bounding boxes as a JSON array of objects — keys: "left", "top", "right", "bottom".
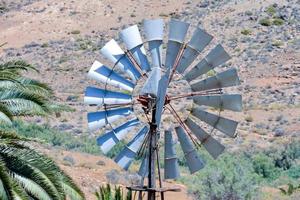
[
  {"left": 286, "top": 165, "right": 300, "bottom": 179},
  {"left": 252, "top": 153, "right": 281, "bottom": 180},
  {"left": 259, "top": 18, "right": 272, "bottom": 26},
  {"left": 0, "top": 120, "right": 101, "bottom": 154},
  {"left": 266, "top": 5, "right": 276, "bottom": 16},
  {"left": 273, "top": 18, "right": 284, "bottom": 26},
  {"left": 245, "top": 115, "right": 253, "bottom": 122},
  {"left": 71, "top": 30, "right": 81, "bottom": 34},
  {"left": 179, "top": 153, "right": 261, "bottom": 200},
  {"left": 266, "top": 140, "right": 300, "bottom": 170},
  {"left": 241, "top": 29, "right": 252, "bottom": 35}
]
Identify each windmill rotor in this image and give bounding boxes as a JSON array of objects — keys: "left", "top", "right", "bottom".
[{"left": 84, "top": 18, "right": 242, "bottom": 200}]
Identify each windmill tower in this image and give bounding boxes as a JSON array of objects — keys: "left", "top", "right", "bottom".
[{"left": 84, "top": 18, "right": 242, "bottom": 200}]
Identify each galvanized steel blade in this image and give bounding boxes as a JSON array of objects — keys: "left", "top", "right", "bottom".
[
  {"left": 184, "top": 44, "right": 231, "bottom": 82},
  {"left": 87, "top": 107, "right": 133, "bottom": 132},
  {"left": 114, "top": 125, "right": 149, "bottom": 170},
  {"left": 120, "top": 25, "right": 150, "bottom": 72},
  {"left": 87, "top": 61, "right": 135, "bottom": 92},
  {"left": 191, "top": 68, "right": 240, "bottom": 92},
  {"left": 96, "top": 118, "right": 140, "bottom": 154},
  {"left": 192, "top": 94, "right": 242, "bottom": 112},
  {"left": 100, "top": 39, "right": 141, "bottom": 81},
  {"left": 155, "top": 68, "right": 171, "bottom": 127},
  {"left": 84, "top": 86, "right": 132, "bottom": 106},
  {"left": 140, "top": 67, "right": 161, "bottom": 96},
  {"left": 176, "top": 27, "right": 213, "bottom": 74},
  {"left": 164, "top": 130, "right": 180, "bottom": 179},
  {"left": 191, "top": 107, "right": 238, "bottom": 137},
  {"left": 143, "top": 19, "right": 164, "bottom": 68},
  {"left": 185, "top": 117, "right": 225, "bottom": 159},
  {"left": 175, "top": 126, "right": 205, "bottom": 174},
  {"left": 165, "top": 19, "right": 190, "bottom": 69}
]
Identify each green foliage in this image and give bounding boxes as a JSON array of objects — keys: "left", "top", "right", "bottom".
[
  {"left": 241, "top": 29, "right": 252, "bottom": 35},
  {"left": 0, "top": 120, "right": 101, "bottom": 154},
  {"left": 252, "top": 153, "right": 280, "bottom": 180},
  {"left": 272, "top": 40, "right": 284, "bottom": 47},
  {"left": 0, "top": 129, "right": 84, "bottom": 200},
  {"left": 106, "top": 140, "right": 127, "bottom": 158},
  {"left": 259, "top": 18, "right": 272, "bottom": 26},
  {"left": 272, "top": 18, "right": 284, "bottom": 26},
  {"left": 285, "top": 165, "right": 300, "bottom": 179},
  {"left": 95, "top": 184, "right": 132, "bottom": 200},
  {"left": 179, "top": 153, "right": 261, "bottom": 200},
  {"left": 266, "top": 140, "right": 300, "bottom": 170},
  {"left": 266, "top": 5, "right": 276, "bottom": 16}
]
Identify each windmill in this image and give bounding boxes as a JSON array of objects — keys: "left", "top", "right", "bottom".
[{"left": 84, "top": 18, "right": 242, "bottom": 200}]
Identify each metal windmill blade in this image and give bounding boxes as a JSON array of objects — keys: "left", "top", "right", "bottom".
[
  {"left": 190, "top": 68, "right": 240, "bottom": 92},
  {"left": 175, "top": 126, "right": 205, "bottom": 173},
  {"left": 176, "top": 27, "right": 213, "bottom": 73},
  {"left": 84, "top": 18, "right": 243, "bottom": 200},
  {"left": 87, "top": 60, "right": 135, "bottom": 91},
  {"left": 143, "top": 19, "right": 164, "bottom": 68},
  {"left": 184, "top": 44, "right": 231, "bottom": 82},
  {"left": 96, "top": 118, "right": 140, "bottom": 154},
  {"left": 84, "top": 87, "right": 132, "bottom": 105},
  {"left": 185, "top": 117, "right": 225, "bottom": 159},
  {"left": 100, "top": 39, "right": 141, "bottom": 82},
  {"left": 87, "top": 107, "right": 133, "bottom": 132},
  {"left": 192, "top": 107, "right": 239, "bottom": 137},
  {"left": 164, "top": 130, "right": 180, "bottom": 179},
  {"left": 192, "top": 94, "right": 242, "bottom": 112},
  {"left": 120, "top": 25, "right": 150, "bottom": 72},
  {"left": 165, "top": 19, "right": 189, "bottom": 69},
  {"left": 115, "top": 125, "right": 149, "bottom": 170}
]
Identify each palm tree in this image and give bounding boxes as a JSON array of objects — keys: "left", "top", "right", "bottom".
[
  {"left": 0, "top": 60, "right": 70, "bottom": 124},
  {"left": 0, "top": 129, "right": 84, "bottom": 199}
]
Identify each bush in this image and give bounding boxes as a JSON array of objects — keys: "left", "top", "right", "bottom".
[
  {"left": 179, "top": 153, "right": 261, "bottom": 200},
  {"left": 0, "top": 120, "right": 101, "bottom": 154},
  {"left": 259, "top": 18, "right": 272, "bottom": 26},
  {"left": 252, "top": 153, "right": 281, "bottom": 180},
  {"left": 241, "top": 29, "right": 252, "bottom": 35},
  {"left": 266, "top": 5, "right": 276, "bottom": 16},
  {"left": 273, "top": 18, "right": 284, "bottom": 26},
  {"left": 266, "top": 140, "right": 300, "bottom": 170},
  {"left": 286, "top": 165, "right": 300, "bottom": 179},
  {"left": 71, "top": 30, "right": 81, "bottom": 34}
]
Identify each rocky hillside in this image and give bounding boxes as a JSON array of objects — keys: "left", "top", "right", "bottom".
[{"left": 1, "top": 0, "right": 299, "bottom": 199}]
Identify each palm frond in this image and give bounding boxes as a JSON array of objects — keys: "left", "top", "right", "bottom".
[
  {"left": 0, "top": 78, "right": 53, "bottom": 98},
  {"left": 0, "top": 60, "right": 38, "bottom": 73},
  {"left": 0, "top": 107, "right": 13, "bottom": 125},
  {"left": 0, "top": 148, "right": 64, "bottom": 200},
  {"left": 13, "top": 173, "right": 52, "bottom": 200},
  {"left": 0, "top": 91, "right": 50, "bottom": 116},
  {"left": 62, "top": 182, "right": 85, "bottom": 200},
  {"left": 0, "top": 159, "right": 12, "bottom": 200}
]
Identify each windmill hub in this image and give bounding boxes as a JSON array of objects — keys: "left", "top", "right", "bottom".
[{"left": 133, "top": 71, "right": 193, "bottom": 129}]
